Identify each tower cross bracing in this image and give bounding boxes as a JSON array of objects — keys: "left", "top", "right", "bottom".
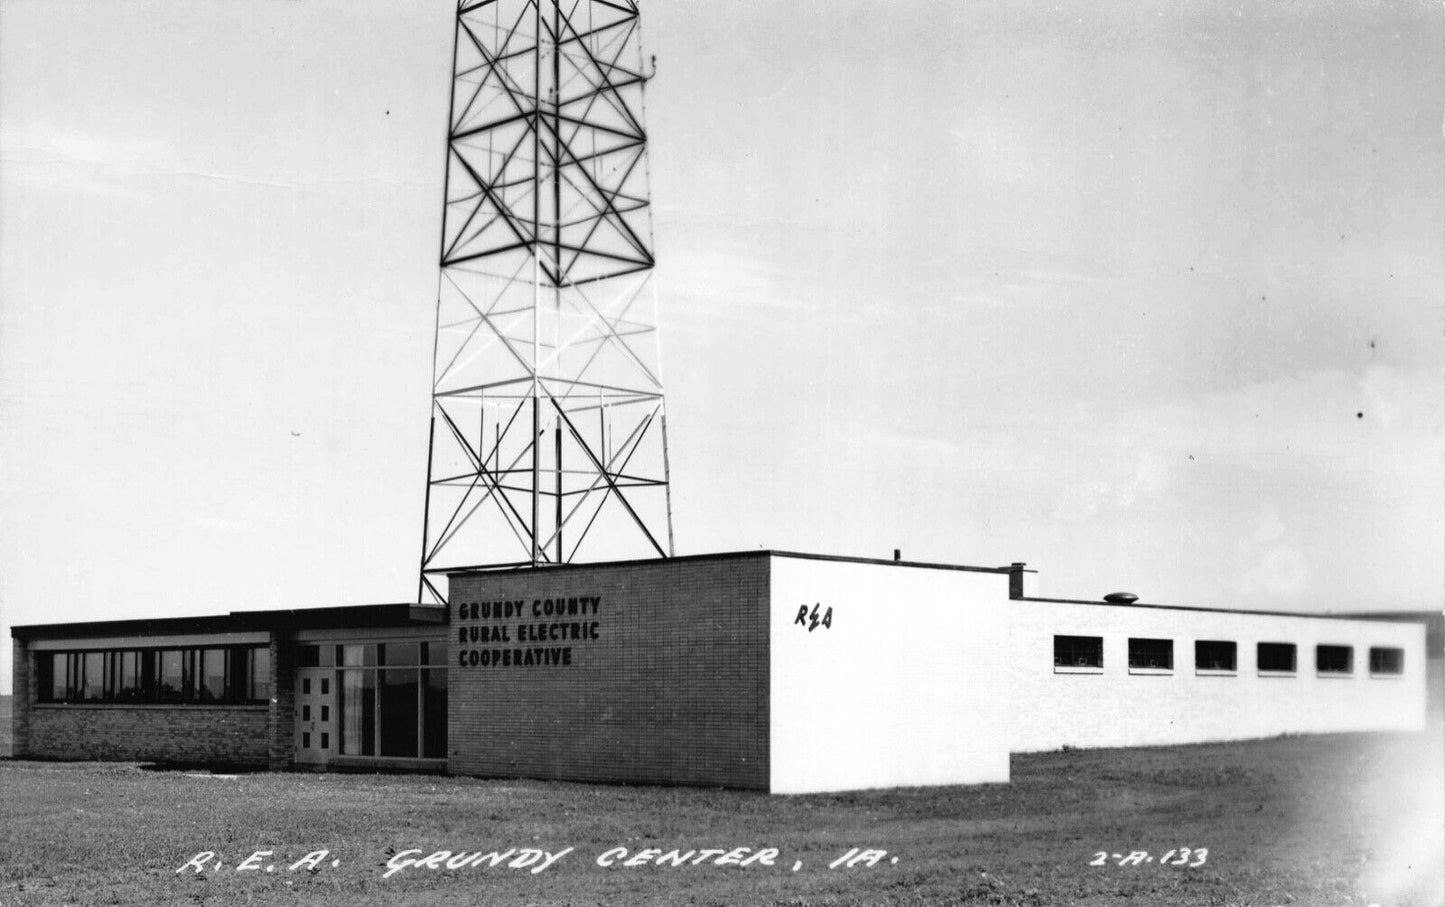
[{"left": 418, "top": 0, "right": 673, "bottom": 605}]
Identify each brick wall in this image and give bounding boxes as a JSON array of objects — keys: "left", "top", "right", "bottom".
[
  {"left": 12, "top": 639, "right": 33, "bottom": 756},
  {"left": 448, "top": 555, "right": 770, "bottom": 789},
  {"left": 25, "top": 704, "right": 270, "bottom": 766},
  {"left": 268, "top": 632, "right": 295, "bottom": 770}
]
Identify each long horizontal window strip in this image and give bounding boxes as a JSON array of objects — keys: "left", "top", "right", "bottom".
[
  {"left": 297, "top": 642, "right": 445, "bottom": 669},
  {"left": 37, "top": 645, "right": 271, "bottom": 705}
]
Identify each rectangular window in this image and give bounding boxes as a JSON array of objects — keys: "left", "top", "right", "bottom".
[
  {"left": 1316, "top": 644, "right": 1353, "bottom": 675},
  {"left": 342, "top": 644, "right": 377, "bottom": 667},
  {"left": 1194, "top": 640, "right": 1237, "bottom": 672},
  {"left": 298, "top": 644, "right": 337, "bottom": 668},
  {"left": 114, "top": 651, "right": 142, "bottom": 701},
  {"left": 1128, "top": 638, "right": 1173, "bottom": 672},
  {"left": 157, "top": 650, "right": 186, "bottom": 702},
  {"left": 41, "top": 653, "right": 66, "bottom": 702},
  {"left": 1257, "top": 642, "right": 1296, "bottom": 673},
  {"left": 422, "top": 668, "right": 448, "bottom": 759},
  {"left": 248, "top": 646, "right": 272, "bottom": 702},
  {"left": 81, "top": 652, "right": 104, "bottom": 701},
  {"left": 379, "top": 669, "right": 420, "bottom": 758},
  {"left": 340, "top": 669, "right": 376, "bottom": 756},
  {"left": 140, "top": 650, "right": 157, "bottom": 699},
  {"left": 381, "top": 642, "right": 420, "bottom": 666},
  {"left": 1053, "top": 635, "right": 1103, "bottom": 669},
  {"left": 198, "top": 648, "right": 227, "bottom": 702},
  {"left": 1369, "top": 647, "right": 1404, "bottom": 675}
]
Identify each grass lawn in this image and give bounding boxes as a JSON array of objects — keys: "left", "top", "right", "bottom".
[
  {"left": 0, "top": 696, "right": 11, "bottom": 758},
  {"left": 1, "top": 726, "right": 1441, "bottom": 907}
]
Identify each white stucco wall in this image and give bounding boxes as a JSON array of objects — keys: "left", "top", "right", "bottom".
[
  {"left": 1009, "top": 599, "right": 1428, "bottom": 753},
  {"left": 768, "top": 556, "right": 1012, "bottom": 794}
]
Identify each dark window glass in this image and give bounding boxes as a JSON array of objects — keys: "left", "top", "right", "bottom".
[
  {"left": 1257, "top": 642, "right": 1296, "bottom": 672},
  {"left": 1369, "top": 647, "right": 1404, "bottom": 675},
  {"left": 41, "top": 653, "right": 64, "bottom": 702},
  {"left": 249, "top": 647, "right": 272, "bottom": 701},
  {"left": 1194, "top": 640, "right": 1237, "bottom": 671},
  {"left": 158, "top": 650, "right": 185, "bottom": 702},
  {"left": 340, "top": 670, "right": 376, "bottom": 756},
  {"left": 104, "top": 651, "right": 119, "bottom": 701},
  {"left": 1316, "top": 645, "right": 1353, "bottom": 674},
  {"left": 1053, "top": 635, "right": 1103, "bottom": 668},
  {"left": 140, "top": 651, "right": 157, "bottom": 698},
  {"left": 382, "top": 642, "right": 420, "bottom": 666},
  {"left": 198, "top": 649, "right": 227, "bottom": 702},
  {"left": 116, "top": 651, "right": 142, "bottom": 701},
  {"left": 298, "top": 645, "right": 336, "bottom": 668},
  {"left": 379, "top": 668, "right": 419, "bottom": 758},
  {"left": 81, "top": 652, "right": 104, "bottom": 701},
  {"left": 1128, "top": 638, "right": 1173, "bottom": 670},
  {"left": 423, "top": 668, "right": 448, "bottom": 758}
]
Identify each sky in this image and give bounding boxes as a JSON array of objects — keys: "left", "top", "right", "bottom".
[{"left": 1, "top": 0, "right": 1442, "bottom": 690}]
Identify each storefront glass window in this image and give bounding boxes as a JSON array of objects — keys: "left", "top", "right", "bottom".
[{"left": 379, "top": 669, "right": 419, "bottom": 758}]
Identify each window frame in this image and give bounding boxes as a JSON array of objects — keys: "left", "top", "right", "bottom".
[
  {"left": 1193, "top": 639, "right": 1238, "bottom": 675},
  {"left": 334, "top": 642, "right": 448, "bottom": 761},
  {"left": 1315, "top": 644, "right": 1354, "bottom": 676},
  {"left": 1127, "top": 637, "right": 1174, "bottom": 675},
  {"left": 1256, "top": 641, "right": 1297, "bottom": 676},
  {"left": 1052, "top": 634, "right": 1104, "bottom": 674},
  {"left": 34, "top": 644, "right": 271, "bottom": 705},
  {"left": 1367, "top": 646, "right": 1404, "bottom": 677}
]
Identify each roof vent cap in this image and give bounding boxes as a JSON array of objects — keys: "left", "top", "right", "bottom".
[{"left": 1103, "top": 591, "right": 1138, "bottom": 604}]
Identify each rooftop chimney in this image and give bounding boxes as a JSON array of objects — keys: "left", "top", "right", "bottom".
[{"left": 1008, "top": 562, "right": 1040, "bottom": 599}]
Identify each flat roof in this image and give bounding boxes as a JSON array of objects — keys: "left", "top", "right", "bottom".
[
  {"left": 11, "top": 603, "right": 446, "bottom": 640},
  {"left": 1014, "top": 595, "right": 1435, "bottom": 625},
  {"left": 15, "top": 551, "right": 1427, "bottom": 638},
  {"left": 444, "top": 548, "right": 1012, "bottom": 577}
]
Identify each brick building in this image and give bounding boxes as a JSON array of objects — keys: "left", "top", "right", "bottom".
[{"left": 9, "top": 551, "right": 1431, "bottom": 793}]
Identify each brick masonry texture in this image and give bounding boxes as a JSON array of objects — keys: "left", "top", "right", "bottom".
[
  {"left": 268, "top": 632, "right": 296, "bottom": 770},
  {"left": 13, "top": 639, "right": 33, "bottom": 756},
  {"left": 448, "top": 555, "right": 770, "bottom": 789},
  {"left": 25, "top": 704, "right": 270, "bottom": 765}
]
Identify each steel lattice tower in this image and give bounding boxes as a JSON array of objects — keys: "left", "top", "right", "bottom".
[{"left": 418, "top": 0, "right": 673, "bottom": 605}]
